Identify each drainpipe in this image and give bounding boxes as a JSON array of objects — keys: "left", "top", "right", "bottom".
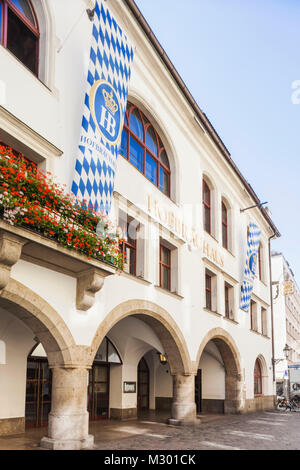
[{"left": 268, "top": 233, "right": 277, "bottom": 384}]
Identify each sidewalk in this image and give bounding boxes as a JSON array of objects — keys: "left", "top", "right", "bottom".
[{"left": 0, "top": 411, "right": 228, "bottom": 450}]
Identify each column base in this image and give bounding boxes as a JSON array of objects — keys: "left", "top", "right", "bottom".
[
  {"left": 40, "top": 434, "right": 94, "bottom": 451},
  {"left": 167, "top": 418, "right": 201, "bottom": 426}
]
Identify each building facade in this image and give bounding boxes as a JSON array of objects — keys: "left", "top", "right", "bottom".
[
  {"left": 272, "top": 253, "right": 300, "bottom": 395},
  {"left": 0, "top": 0, "right": 280, "bottom": 450}
]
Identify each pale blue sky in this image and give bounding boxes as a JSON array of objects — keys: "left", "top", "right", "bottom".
[{"left": 135, "top": 0, "right": 300, "bottom": 279}]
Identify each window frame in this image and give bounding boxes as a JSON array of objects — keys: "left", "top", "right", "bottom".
[
  {"left": 120, "top": 220, "right": 137, "bottom": 277},
  {"left": 250, "top": 300, "right": 257, "bottom": 332},
  {"left": 222, "top": 201, "right": 228, "bottom": 249},
  {"left": 0, "top": 0, "right": 40, "bottom": 76},
  {"left": 205, "top": 272, "right": 212, "bottom": 310},
  {"left": 159, "top": 244, "right": 171, "bottom": 291},
  {"left": 254, "top": 359, "right": 262, "bottom": 396},
  {"left": 203, "top": 179, "right": 211, "bottom": 234},
  {"left": 261, "top": 307, "right": 267, "bottom": 336},
  {"left": 120, "top": 103, "right": 171, "bottom": 197},
  {"left": 224, "top": 284, "right": 230, "bottom": 318}
]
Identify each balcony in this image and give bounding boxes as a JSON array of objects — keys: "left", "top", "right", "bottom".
[{"left": 0, "top": 147, "right": 120, "bottom": 310}]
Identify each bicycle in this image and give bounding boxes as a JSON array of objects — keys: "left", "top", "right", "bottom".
[{"left": 276, "top": 396, "right": 293, "bottom": 411}]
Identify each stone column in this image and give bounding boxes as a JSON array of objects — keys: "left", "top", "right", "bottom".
[
  {"left": 40, "top": 367, "right": 94, "bottom": 450},
  {"left": 224, "top": 373, "right": 244, "bottom": 414},
  {"left": 168, "top": 374, "right": 199, "bottom": 425}
]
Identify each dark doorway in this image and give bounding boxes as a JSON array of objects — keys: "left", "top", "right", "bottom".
[
  {"left": 137, "top": 357, "right": 149, "bottom": 410},
  {"left": 195, "top": 369, "right": 202, "bottom": 413},
  {"left": 88, "top": 364, "right": 110, "bottom": 420},
  {"left": 25, "top": 357, "right": 52, "bottom": 428},
  {"left": 88, "top": 337, "right": 122, "bottom": 421},
  {"left": 25, "top": 337, "right": 122, "bottom": 426}
]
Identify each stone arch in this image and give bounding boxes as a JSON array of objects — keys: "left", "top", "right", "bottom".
[
  {"left": 195, "top": 328, "right": 243, "bottom": 413},
  {"left": 127, "top": 88, "right": 180, "bottom": 203},
  {"left": 0, "top": 278, "right": 77, "bottom": 367},
  {"left": 90, "top": 299, "right": 192, "bottom": 375}
]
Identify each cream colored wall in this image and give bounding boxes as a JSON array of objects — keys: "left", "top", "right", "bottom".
[
  {"left": 155, "top": 362, "right": 173, "bottom": 399},
  {"left": 199, "top": 342, "right": 225, "bottom": 400},
  {"left": 107, "top": 317, "right": 165, "bottom": 410},
  {"left": 0, "top": 309, "right": 35, "bottom": 419},
  {"left": 0, "top": 0, "right": 276, "bottom": 408}
]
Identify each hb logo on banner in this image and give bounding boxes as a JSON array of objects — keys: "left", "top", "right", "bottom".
[
  {"left": 89, "top": 80, "right": 123, "bottom": 144},
  {"left": 240, "top": 222, "right": 261, "bottom": 312},
  {"left": 71, "top": 0, "right": 134, "bottom": 214}
]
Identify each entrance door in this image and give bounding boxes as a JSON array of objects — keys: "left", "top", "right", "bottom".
[
  {"left": 88, "top": 364, "right": 110, "bottom": 420},
  {"left": 195, "top": 369, "right": 202, "bottom": 413},
  {"left": 137, "top": 358, "right": 149, "bottom": 410},
  {"left": 25, "top": 359, "right": 52, "bottom": 428}
]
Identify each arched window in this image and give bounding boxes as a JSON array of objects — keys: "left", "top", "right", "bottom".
[
  {"left": 119, "top": 102, "right": 171, "bottom": 196},
  {"left": 94, "top": 336, "right": 122, "bottom": 364},
  {"left": 0, "top": 0, "right": 39, "bottom": 75},
  {"left": 203, "top": 179, "right": 211, "bottom": 234},
  {"left": 222, "top": 201, "right": 228, "bottom": 249},
  {"left": 254, "top": 359, "right": 262, "bottom": 395}
]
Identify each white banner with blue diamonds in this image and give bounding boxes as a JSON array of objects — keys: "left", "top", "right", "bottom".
[
  {"left": 71, "top": 0, "right": 134, "bottom": 214},
  {"left": 240, "top": 222, "right": 261, "bottom": 312}
]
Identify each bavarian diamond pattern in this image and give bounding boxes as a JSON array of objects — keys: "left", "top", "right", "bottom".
[
  {"left": 240, "top": 222, "right": 261, "bottom": 312},
  {"left": 71, "top": 0, "right": 134, "bottom": 214}
]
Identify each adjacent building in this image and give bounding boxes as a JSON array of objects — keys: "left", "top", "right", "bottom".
[
  {"left": 272, "top": 253, "right": 300, "bottom": 396},
  {"left": 0, "top": 0, "right": 280, "bottom": 450}
]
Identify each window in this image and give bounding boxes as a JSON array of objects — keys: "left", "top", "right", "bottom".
[
  {"left": 0, "top": 1, "right": 39, "bottom": 75},
  {"left": 160, "top": 244, "right": 171, "bottom": 291},
  {"left": 224, "top": 282, "right": 235, "bottom": 319},
  {"left": 225, "top": 284, "right": 230, "bottom": 318},
  {"left": 254, "top": 359, "right": 262, "bottom": 395},
  {"left": 203, "top": 179, "right": 211, "bottom": 234},
  {"left": 205, "top": 269, "right": 217, "bottom": 312},
  {"left": 120, "top": 102, "right": 171, "bottom": 196},
  {"left": 250, "top": 300, "right": 258, "bottom": 331},
  {"left": 261, "top": 307, "right": 267, "bottom": 336},
  {"left": 119, "top": 219, "right": 137, "bottom": 276},
  {"left": 222, "top": 201, "right": 228, "bottom": 249},
  {"left": 94, "top": 337, "right": 122, "bottom": 364},
  {"left": 206, "top": 272, "right": 212, "bottom": 310}
]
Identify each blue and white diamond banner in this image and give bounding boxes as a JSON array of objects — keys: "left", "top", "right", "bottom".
[
  {"left": 71, "top": 0, "right": 134, "bottom": 214},
  {"left": 240, "top": 222, "right": 261, "bottom": 312}
]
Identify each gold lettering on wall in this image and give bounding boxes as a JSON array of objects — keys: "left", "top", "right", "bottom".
[{"left": 148, "top": 194, "right": 225, "bottom": 268}]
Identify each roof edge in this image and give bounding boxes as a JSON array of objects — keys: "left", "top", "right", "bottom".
[{"left": 123, "top": 0, "right": 280, "bottom": 237}]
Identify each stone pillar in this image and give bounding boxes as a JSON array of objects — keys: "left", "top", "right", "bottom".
[
  {"left": 40, "top": 367, "right": 94, "bottom": 450},
  {"left": 168, "top": 374, "right": 199, "bottom": 425},
  {"left": 224, "top": 373, "right": 243, "bottom": 414}
]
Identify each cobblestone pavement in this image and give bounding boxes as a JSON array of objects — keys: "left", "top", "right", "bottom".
[
  {"left": 1, "top": 410, "right": 299, "bottom": 450},
  {"left": 93, "top": 411, "right": 300, "bottom": 451}
]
